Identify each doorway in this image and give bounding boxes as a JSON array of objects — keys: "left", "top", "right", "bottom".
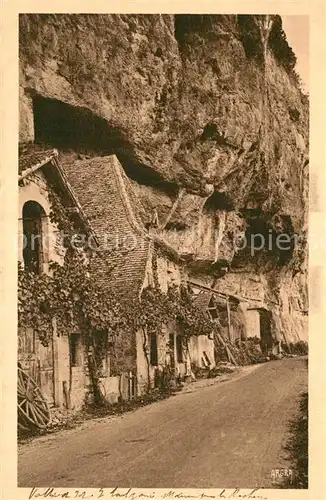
[{"left": 258, "top": 309, "right": 273, "bottom": 355}]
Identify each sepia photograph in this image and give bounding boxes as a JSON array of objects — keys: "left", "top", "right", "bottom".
[{"left": 12, "top": 9, "right": 313, "bottom": 494}]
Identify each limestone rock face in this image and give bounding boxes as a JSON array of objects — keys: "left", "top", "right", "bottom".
[{"left": 19, "top": 14, "right": 309, "bottom": 342}]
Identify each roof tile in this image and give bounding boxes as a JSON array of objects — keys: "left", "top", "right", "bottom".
[
  {"left": 61, "top": 154, "right": 150, "bottom": 299},
  {"left": 19, "top": 144, "right": 58, "bottom": 176}
]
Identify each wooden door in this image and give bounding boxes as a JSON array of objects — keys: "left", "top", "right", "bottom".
[
  {"left": 18, "top": 326, "right": 54, "bottom": 406},
  {"left": 37, "top": 340, "right": 54, "bottom": 405},
  {"left": 18, "top": 327, "right": 37, "bottom": 379}
]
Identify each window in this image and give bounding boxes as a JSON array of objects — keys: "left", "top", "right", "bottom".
[
  {"left": 69, "top": 333, "right": 80, "bottom": 367},
  {"left": 150, "top": 333, "right": 158, "bottom": 366},
  {"left": 22, "top": 201, "right": 46, "bottom": 274},
  {"left": 176, "top": 334, "right": 183, "bottom": 363}
]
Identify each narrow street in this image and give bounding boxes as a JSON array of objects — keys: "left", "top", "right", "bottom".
[{"left": 18, "top": 357, "right": 307, "bottom": 489}]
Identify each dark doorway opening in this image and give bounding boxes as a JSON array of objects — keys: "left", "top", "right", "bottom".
[
  {"left": 258, "top": 309, "right": 273, "bottom": 355},
  {"left": 149, "top": 333, "right": 158, "bottom": 367},
  {"left": 22, "top": 200, "right": 46, "bottom": 274},
  {"left": 169, "top": 334, "right": 175, "bottom": 368},
  {"left": 176, "top": 334, "right": 183, "bottom": 363}
]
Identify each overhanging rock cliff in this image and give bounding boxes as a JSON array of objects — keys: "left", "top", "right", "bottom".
[{"left": 19, "top": 14, "right": 309, "bottom": 344}]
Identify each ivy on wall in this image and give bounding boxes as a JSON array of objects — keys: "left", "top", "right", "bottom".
[
  {"left": 18, "top": 263, "right": 214, "bottom": 348},
  {"left": 133, "top": 284, "right": 214, "bottom": 338},
  {"left": 18, "top": 180, "right": 215, "bottom": 403},
  {"left": 18, "top": 251, "right": 125, "bottom": 344},
  {"left": 18, "top": 258, "right": 215, "bottom": 403}
]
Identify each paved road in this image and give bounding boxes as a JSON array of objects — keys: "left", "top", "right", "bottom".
[{"left": 18, "top": 357, "right": 307, "bottom": 488}]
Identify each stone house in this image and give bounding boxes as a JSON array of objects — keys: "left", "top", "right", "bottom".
[
  {"left": 61, "top": 153, "right": 216, "bottom": 399},
  {"left": 18, "top": 144, "right": 97, "bottom": 410},
  {"left": 189, "top": 265, "right": 308, "bottom": 356},
  {"left": 195, "top": 269, "right": 308, "bottom": 350},
  {"left": 18, "top": 146, "right": 216, "bottom": 411}
]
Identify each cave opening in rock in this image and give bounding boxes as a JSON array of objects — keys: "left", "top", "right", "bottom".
[
  {"left": 33, "top": 94, "right": 123, "bottom": 155},
  {"left": 259, "top": 309, "right": 273, "bottom": 354},
  {"left": 200, "top": 123, "right": 226, "bottom": 144},
  {"left": 165, "top": 221, "right": 187, "bottom": 231},
  {"left": 232, "top": 212, "right": 294, "bottom": 268},
  {"left": 32, "top": 94, "right": 179, "bottom": 196},
  {"left": 118, "top": 156, "right": 179, "bottom": 197},
  {"left": 203, "top": 191, "right": 234, "bottom": 212},
  {"left": 247, "top": 308, "right": 272, "bottom": 354}
]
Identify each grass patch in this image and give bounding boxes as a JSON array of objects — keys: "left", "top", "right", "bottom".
[{"left": 282, "top": 390, "right": 308, "bottom": 488}]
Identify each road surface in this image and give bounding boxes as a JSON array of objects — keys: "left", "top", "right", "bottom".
[{"left": 18, "top": 357, "right": 307, "bottom": 488}]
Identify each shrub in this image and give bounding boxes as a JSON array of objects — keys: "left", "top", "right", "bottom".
[
  {"left": 237, "top": 15, "right": 264, "bottom": 63},
  {"left": 282, "top": 341, "right": 308, "bottom": 356},
  {"left": 268, "top": 15, "right": 297, "bottom": 72},
  {"left": 283, "top": 391, "right": 308, "bottom": 488},
  {"left": 291, "top": 341, "right": 308, "bottom": 356}
]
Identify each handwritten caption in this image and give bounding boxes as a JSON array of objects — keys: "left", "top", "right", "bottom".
[{"left": 28, "top": 487, "right": 268, "bottom": 500}]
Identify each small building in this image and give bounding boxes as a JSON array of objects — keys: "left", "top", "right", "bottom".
[
  {"left": 190, "top": 282, "right": 246, "bottom": 342},
  {"left": 18, "top": 144, "right": 97, "bottom": 410}
]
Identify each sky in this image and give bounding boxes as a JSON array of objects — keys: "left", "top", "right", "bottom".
[{"left": 282, "top": 16, "right": 309, "bottom": 93}]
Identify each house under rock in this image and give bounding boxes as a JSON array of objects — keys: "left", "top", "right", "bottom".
[
  {"left": 189, "top": 265, "right": 308, "bottom": 357},
  {"left": 18, "top": 140, "right": 307, "bottom": 413},
  {"left": 18, "top": 145, "right": 97, "bottom": 410},
  {"left": 61, "top": 153, "right": 216, "bottom": 398},
  {"left": 18, "top": 149, "right": 216, "bottom": 409},
  {"left": 191, "top": 284, "right": 245, "bottom": 343},
  {"left": 190, "top": 279, "right": 277, "bottom": 354}
]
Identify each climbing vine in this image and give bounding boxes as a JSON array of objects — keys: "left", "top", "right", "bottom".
[
  {"left": 18, "top": 250, "right": 125, "bottom": 346},
  {"left": 18, "top": 257, "right": 215, "bottom": 402},
  {"left": 129, "top": 284, "right": 214, "bottom": 339},
  {"left": 18, "top": 179, "right": 216, "bottom": 403},
  {"left": 18, "top": 255, "right": 214, "bottom": 356}
]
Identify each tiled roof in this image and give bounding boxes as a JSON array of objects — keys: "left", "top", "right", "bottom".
[
  {"left": 19, "top": 144, "right": 58, "bottom": 177},
  {"left": 18, "top": 144, "right": 97, "bottom": 239},
  {"left": 192, "top": 287, "right": 237, "bottom": 310},
  {"left": 193, "top": 291, "right": 212, "bottom": 311},
  {"left": 61, "top": 155, "right": 150, "bottom": 299}
]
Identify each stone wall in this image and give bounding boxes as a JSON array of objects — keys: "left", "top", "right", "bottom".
[
  {"left": 243, "top": 309, "right": 260, "bottom": 338},
  {"left": 19, "top": 171, "right": 90, "bottom": 410},
  {"left": 19, "top": 169, "right": 66, "bottom": 270},
  {"left": 188, "top": 334, "right": 215, "bottom": 369}
]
